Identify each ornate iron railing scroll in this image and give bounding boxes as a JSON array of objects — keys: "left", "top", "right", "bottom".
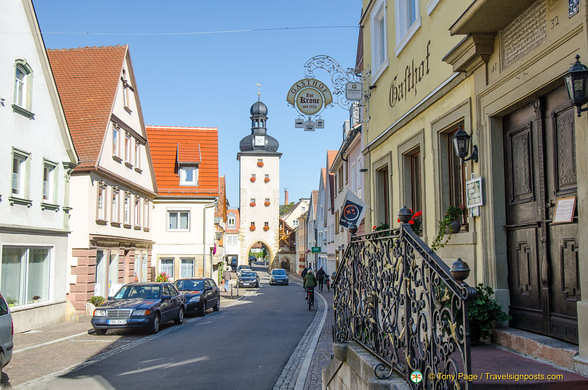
[{"left": 333, "top": 209, "right": 476, "bottom": 389}]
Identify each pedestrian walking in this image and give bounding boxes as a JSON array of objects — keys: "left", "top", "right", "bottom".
[
  {"left": 316, "top": 267, "right": 326, "bottom": 292},
  {"left": 223, "top": 268, "right": 232, "bottom": 292},
  {"left": 301, "top": 266, "right": 308, "bottom": 279}
]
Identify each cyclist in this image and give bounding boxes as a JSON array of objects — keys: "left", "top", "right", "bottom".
[{"left": 304, "top": 269, "right": 317, "bottom": 304}]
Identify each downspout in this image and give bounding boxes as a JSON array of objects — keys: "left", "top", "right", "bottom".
[{"left": 202, "top": 200, "right": 217, "bottom": 277}]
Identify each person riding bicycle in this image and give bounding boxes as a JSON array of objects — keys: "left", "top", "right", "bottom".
[{"left": 304, "top": 269, "right": 317, "bottom": 302}]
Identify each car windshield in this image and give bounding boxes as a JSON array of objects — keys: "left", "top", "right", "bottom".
[
  {"left": 114, "top": 285, "right": 160, "bottom": 300},
  {"left": 272, "top": 269, "right": 287, "bottom": 275},
  {"left": 175, "top": 280, "right": 205, "bottom": 291},
  {"left": 241, "top": 272, "right": 255, "bottom": 277}
]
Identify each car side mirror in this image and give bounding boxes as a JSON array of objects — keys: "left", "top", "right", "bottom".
[
  {"left": 205, "top": 286, "right": 212, "bottom": 291},
  {"left": 161, "top": 295, "right": 171, "bottom": 300}
]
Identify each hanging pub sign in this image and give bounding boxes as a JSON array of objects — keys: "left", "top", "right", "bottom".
[{"left": 286, "top": 78, "right": 333, "bottom": 116}]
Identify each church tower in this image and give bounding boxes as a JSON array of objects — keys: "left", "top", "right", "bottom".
[{"left": 237, "top": 99, "right": 281, "bottom": 267}]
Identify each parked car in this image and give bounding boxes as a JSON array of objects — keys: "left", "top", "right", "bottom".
[
  {"left": 238, "top": 271, "right": 260, "bottom": 288},
  {"left": 270, "top": 268, "right": 289, "bottom": 285},
  {"left": 91, "top": 282, "right": 185, "bottom": 335},
  {"left": 236, "top": 265, "right": 251, "bottom": 275},
  {"left": 174, "top": 278, "right": 220, "bottom": 316},
  {"left": 0, "top": 292, "right": 13, "bottom": 378}
]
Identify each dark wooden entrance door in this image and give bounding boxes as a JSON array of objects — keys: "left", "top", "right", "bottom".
[{"left": 503, "top": 85, "right": 580, "bottom": 344}]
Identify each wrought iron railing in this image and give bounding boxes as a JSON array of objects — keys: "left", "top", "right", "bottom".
[{"left": 333, "top": 207, "right": 476, "bottom": 389}]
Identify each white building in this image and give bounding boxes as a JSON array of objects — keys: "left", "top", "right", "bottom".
[
  {"left": 0, "top": 0, "right": 78, "bottom": 331},
  {"left": 146, "top": 126, "right": 219, "bottom": 281},
  {"left": 48, "top": 45, "right": 157, "bottom": 311},
  {"left": 237, "top": 100, "right": 281, "bottom": 267},
  {"left": 224, "top": 208, "right": 240, "bottom": 268}
]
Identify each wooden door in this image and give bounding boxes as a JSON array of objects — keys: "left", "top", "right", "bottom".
[{"left": 503, "top": 85, "right": 579, "bottom": 343}]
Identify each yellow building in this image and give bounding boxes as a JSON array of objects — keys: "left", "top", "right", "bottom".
[{"left": 360, "top": 0, "right": 587, "bottom": 374}]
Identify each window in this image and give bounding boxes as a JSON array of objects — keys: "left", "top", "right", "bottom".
[
  {"left": 180, "top": 258, "right": 194, "bottom": 278},
  {"left": 143, "top": 199, "right": 150, "bottom": 229},
  {"left": 376, "top": 166, "right": 390, "bottom": 226},
  {"left": 134, "top": 196, "right": 141, "bottom": 226},
  {"left": 11, "top": 150, "right": 29, "bottom": 199},
  {"left": 112, "top": 125, "right": 121, "bottom": 159},
  {"left": 111, "top": 189, "right": 120, "bottom": 223},
  {"left": 124, "top": 193, "right": 131, "bottom": 226},
  {"left": 124, "top": 134, "right": 131, "bottom": 164},
  {"left": 180, "top": 167, "right": 197, "bottom": 185},
  {"left": 395, "top": 0, "right": 421, "bottom": 55},
  {"left": 1, "top": 246, "right": 51, "bottom": 307},
  {"left": 134, "top": 140, "right": 141, "bottom": 169},
  {"left": 293, "top": 220, "right": 299, "bottom": 228},
  {"left": 409, "top": 148, "right": 422, "bottom": 213},
  {"left": 160, "top": 258, "right": 174, "bottom": 279},
  {"left": 97, "top": 185, "right": 106, "bottom": 221},
  {"left": 122, "top": 70, "right": 132, "bottom": 112},
  {"left": 370, "top": 0, "right": 388, "bottom": 82},
  {"left": 444, "top": 126, "right": 468, "bottom": 226},
  {"left": 168, "top": 210, "right": 190, "bottom": 231},
  {"left": 228, "top": 215, "right": 236, "bottom": 227},
  {"left": 338, "top": 166, "right": 344, "bottom": 192},
  {"left": 13, "top": 61, "right": 33, "bottom": 115},
  {"left": 42, "top": 161, "right": 57, "bottom": 204},
  {"left": 109, "top": 251, "right": 119, "bottom": 295}
]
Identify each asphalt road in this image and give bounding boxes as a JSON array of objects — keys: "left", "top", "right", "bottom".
[{"left": 27, "top": 268, "right": 314, "bottom": 390}]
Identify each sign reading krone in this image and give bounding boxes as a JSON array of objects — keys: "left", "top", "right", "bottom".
[{"left": 286, "top": 78, "right": 333, "bottom": 116}]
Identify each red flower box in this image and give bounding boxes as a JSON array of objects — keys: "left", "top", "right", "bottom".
[
  {"left": 257, "top": 162, "right": 264, "bottom": 167},
  {"left": 250, "top": 176, "right": 256, "bottom": 182},
  {"left": 249, "top": 225, "right": 256, "bottom": 231},
  {"left": 264, "top": 177, "right": 270, "bottom": 183},
  {"left": 263, "top": 226, "right": 270, "bottom": 231},
  {"left": 264, "top": 201, "right": 270, "bottom": 207},
  {"left": 250, "top": 202, "right": 256, "bottom": 207}
]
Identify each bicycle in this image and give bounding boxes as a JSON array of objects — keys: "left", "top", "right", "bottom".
[{"left": 306, "top": 288, "right": 314, "bottom": 311}]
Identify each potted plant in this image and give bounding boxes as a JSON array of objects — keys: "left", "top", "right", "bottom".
[
  {"left": 249, "top": 225, "right": 256, "bottom": 231},
  {"left": 263, "top": 225, "right": 270, "bottom": 231},
  {"left": 156, "top": 272, "right": 169, "bottom": 282},
  {"left": 264, "top": 177, "right": 270, "bottom": 183},
  {"left": 90, "top": 296, "right": 106, "bottom": 307},
  {"left": 468, "top": 284, "right": 510, "bottom": 343},
  {"left": 250, "top": 202, "right": 256, "bottom": 207},
  {"left": 264, "top": 201, "right": 270, "bottom": 207},
  {"left": 257, "top": 161, "right": 264, "bottom": 167},
  {"left": 250, "top": 176, "right": 256, "bottom": 182},
  {"left": 431, "top": 205, "right": 464, "bottom": 250}
]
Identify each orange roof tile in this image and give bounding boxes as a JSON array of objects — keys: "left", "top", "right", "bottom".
[
  {"left": 327, "top": 150, "right": 337, "bottom": 171},
  {"left": 47, "top": 46, "right": 128, "bottom": 170},
  {"left": 146, "top": 126, "right": 219, "bottom": 198},
  {"left": 177, "top": 144, "right": 201, "bottom": 164}
]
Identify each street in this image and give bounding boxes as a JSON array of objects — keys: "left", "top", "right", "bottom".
[{"left": 8, "top": 268, "right": 321, "bottom": 390}]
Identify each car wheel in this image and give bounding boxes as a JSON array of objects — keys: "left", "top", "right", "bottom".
[
  {"left": 150, "top": 313, "right": 160, "bottom": 334},
  {"left": 94, "top": 328, "right": 107, "bottom": 336},
  {"left": 0, "top": 351, "right": 4, "bottom": 381},
  {"left": 213, "top": 299, "right": 220, "bottom": 312},
  {"left": 255, "top": 282, "right": 259, "bottom": 288},
  {"left": 174, "top": 307, "right": 184, "bottom": 325},
  {"left": 198, "top": 302, "right": 206, "bottom": 317}
]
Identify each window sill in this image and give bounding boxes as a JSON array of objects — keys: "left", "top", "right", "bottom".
[
  {"left": 112, "top": 155, "right": 123, "bottom": 163},
  {"left": 12, "top": 104, "right": 35, "bottom": 119},
  {"left": 63, "top": 206, "right": 72, "bottom": 214},
  {"left": 134, "top": 225, "right": 142, "bottom": 230},
  {"left": 9, "top": 196, "right": 32, "bottom": 207},
  {"left": 134, "top": 167, "right": 143, "bottom": 174},
  {"left": 124, "top": 106, "right": 132, "bottom": 114},
  {"left": 123, "top": 223, "right": 132, "bottom": 229},
  {"left": 125, "top": 162, "right": 133, "bottom": 169},
  {"left": 111, "top": 221, "right": 121, "bottom": 227},
  {"left": 96, "top": 219, "right": 108, "bottom": 225},
  {"left": 143, "top": 227, "right": 150, "bottom": 232},
  {"left": 40, "top": 202, "right": 60, "bottom": 212}
]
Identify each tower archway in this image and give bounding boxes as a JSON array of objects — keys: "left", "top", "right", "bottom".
[{"left": 245, "top": 240, "right": 274, "bottom": 267}]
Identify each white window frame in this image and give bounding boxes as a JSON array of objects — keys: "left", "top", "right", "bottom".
[
  {"left": 228, "top": 215, "right": 236, "bottom": 227},
  {"left": 112, "top": 125, "right": 121, "bottom": 159},
  {"left": 179, "top": 166, "right": 197, "bottom": 186},
  {"left": 123, "top": 193, "right": 131, "bottom": 226},
  {"left": 97, "top": 185, "right": 107, "bottom": 221},
  {"left": 370, "top": 0, "right": 389, "bottom": 83},
  {"left": 13, "top": 61, "right": 33, "bottom": 114},
  {"left": 134, "top": 196, "right": 141, "bottom": 227},
  {"left": 168, "top": 210, "right": 190, "bottom": 231},
  {"left": 124, "top": 134, "right": 132, "bottom": 165},
  {"left": 11, "top": 149, "right": 29, "bottom": 199},
  {"left": 111, "top": 189, "right": 120, "bottom": 223},
  {"left": 42, "top": 160, "right": 57, "bottom": 204},
  {"left": 395, "top": 0, "right": 421, "bottom": 56},
  {"left": 160, "top": 258, "right": 174, "bottom": 279},
  {"left": 143, "top": 199, "right": 150, "bottom": 230},
  {"left": 134, "top": 140, "right": 141, "bottom": 169},
  {"left": 180, "top": 258, "right": 194, "bottom": 278}
]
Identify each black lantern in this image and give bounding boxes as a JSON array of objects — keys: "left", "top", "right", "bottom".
[
  {"left": 564, "top": 55, "right": 588, "bottom": 117},
  {"left": 452, "top": 124, "right": 478, "bottom": 163}
]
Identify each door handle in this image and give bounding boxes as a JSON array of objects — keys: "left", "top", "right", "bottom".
[{"left": 546, "top": 201, "right": 556, "bottom": 209}]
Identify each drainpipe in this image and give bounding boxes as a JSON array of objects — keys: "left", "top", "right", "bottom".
[{"left": 202, "top": 200, "right": 217, "bottom": 277}]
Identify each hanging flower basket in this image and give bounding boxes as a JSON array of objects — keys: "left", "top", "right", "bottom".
[
  {"left": 264, "top": 201, "right": 270, "bottom": 207},
  {"left": 263, "top": 226, "right": 270, "bottom": 231},
  {"left": 250, "top": 202, "right": 256, "bottom": 207},
  {"left": 257, "top": 161, "right": 264, "bottom": 167},
  {"left": 250, "top": 176, "right": 256, "bottom": 182},
  {"left": 264, "top": 177, "right": 270, "bottom": 183},
  {"left": 249, "top": 225, "right": 256, "bottom": 231}
]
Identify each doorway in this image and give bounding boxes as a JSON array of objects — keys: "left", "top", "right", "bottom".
[{"left": 503, "top": 85, "right": 579, "bottom": 343}]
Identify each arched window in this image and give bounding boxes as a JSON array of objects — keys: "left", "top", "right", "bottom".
[{"left": 13, "top": 60, "right": 33, "bottom": 116}]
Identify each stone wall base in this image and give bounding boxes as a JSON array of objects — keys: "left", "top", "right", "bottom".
[{"left": 322, "top": 342, "right": 409, "bottom": 390}]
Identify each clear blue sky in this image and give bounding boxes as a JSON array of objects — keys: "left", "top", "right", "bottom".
[{"left": 32, "top": 0, "right": 361, "bottom": 207}]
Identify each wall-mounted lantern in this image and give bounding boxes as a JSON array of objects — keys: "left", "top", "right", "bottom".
[
  {"left": 564, "top": 55, "right": 588, "bottom": 117},
  {"left": 452, "top": 124, "right": 478, "bottom": 164}
]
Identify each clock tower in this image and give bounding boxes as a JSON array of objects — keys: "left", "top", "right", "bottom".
[{"left": 237, "top": 99, "right": 281, "bottom": 267}]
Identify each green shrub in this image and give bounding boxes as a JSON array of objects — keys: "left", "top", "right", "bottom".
[{"left": 90, "top": 296, "right": 105, "bottom": 307}]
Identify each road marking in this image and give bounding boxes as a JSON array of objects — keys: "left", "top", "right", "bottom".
[
  {"left": 294, "top": 291, "right": 328, "bottom": 390},
  {"left": 14, "top": 331, "right": 89, "bottom": 354}
]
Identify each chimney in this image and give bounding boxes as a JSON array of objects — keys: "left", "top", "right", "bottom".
[{"left": 285, "top": 188, "right": 289, "bottom": 205}]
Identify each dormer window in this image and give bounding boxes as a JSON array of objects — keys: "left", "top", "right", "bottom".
[{"left": 180, "top": 166, "right": 197, "bottom": 186}]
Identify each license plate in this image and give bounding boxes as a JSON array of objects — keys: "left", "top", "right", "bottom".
[{"left": 108, "top": 319, "right": 127, "bottom": 325}]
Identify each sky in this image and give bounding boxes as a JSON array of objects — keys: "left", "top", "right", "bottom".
[{"left": 32, "top": 0, "right": 361, "bottom": 207}]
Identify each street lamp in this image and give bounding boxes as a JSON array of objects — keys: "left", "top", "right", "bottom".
[
  {"left": 564, "top": 55, "right": 588, "bottom": 117},
  {"left": 452, "top": 124, "right": 478, "bottom": 163}
]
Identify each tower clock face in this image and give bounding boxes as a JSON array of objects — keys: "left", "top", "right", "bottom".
[{"left": 254, "top": 135, "right": 265, "bottom": 146}]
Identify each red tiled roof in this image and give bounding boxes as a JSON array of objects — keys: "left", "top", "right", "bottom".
[
  {"left": 146, "top": 126, "right": 219, "bottom": 197},
  {"left": 47, "top": 46, "right": 128, "bottom": 170},
  {"left": 226, "top": 208, "right": 240, "bottom": 234},
  {"left": 327, "top": 150, "right": 337, "bottom": 171},
  {"left": 177, "top": 144, "right": 201, "bottom": 164}
]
